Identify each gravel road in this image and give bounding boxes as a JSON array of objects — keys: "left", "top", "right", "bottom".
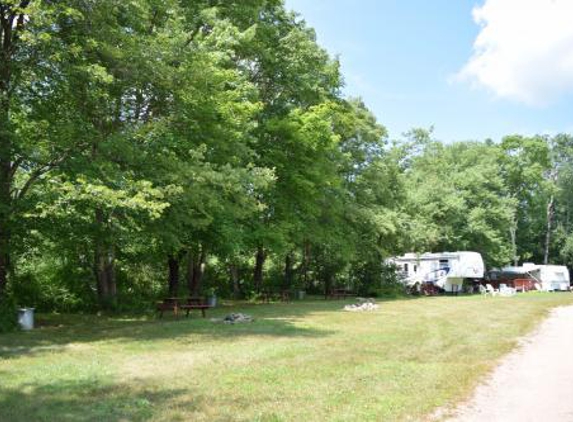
[{"left": 448, "top": 304, "right": 573, "bottom": 422}]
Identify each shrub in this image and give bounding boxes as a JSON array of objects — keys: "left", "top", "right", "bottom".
[
  {"left": 376, "top": 263, "right": 406, "bottom": 298},
  {"left": 246, "top": 290, "right": 263, "bottom": 303},
  {"left": 376, "top": 280, "right": 406, "bottom": 298}
]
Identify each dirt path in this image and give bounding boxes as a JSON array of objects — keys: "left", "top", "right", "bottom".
[{"left": 448, "top": 305, "right": 573, "bottom": 422}]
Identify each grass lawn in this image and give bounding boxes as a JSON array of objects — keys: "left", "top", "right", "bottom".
[{"left": 1, "top": 293, "right": 573, "bottom": 421}]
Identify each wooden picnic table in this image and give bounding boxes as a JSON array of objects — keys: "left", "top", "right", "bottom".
[{"left": 156, "top": 297, "right": 211, "bottom": 318}]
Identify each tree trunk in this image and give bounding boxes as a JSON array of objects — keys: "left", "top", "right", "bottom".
[
  {"left": 566, "top": 200, "right": 571, "bottom": 234},
  {"left": 93, "top": 209, "right": 116, "bottom": 308},
  {"left": 168, "top": 255, "right": 180, "bottom": 296},
  {"left": 0, "top": 152, "right": 10, "bottom": 298},
  {"left": 0, "top": 9, "right": 14, "bottom": 300},
  {"left": 324, "top": 269, "right": 333, "bottom": 300},
  {"left": 229, "top": 262, "right": 240, "bottom": 299},
  {"left": 509, "top": 222, "right": 518, "bottom": 266},
  {"left": 0, "top": 221, "right": 10, "bottom": 299},
  {"left": 105, "top": 246, "right": 116, "bottom": 301},
  {"left": 544, "top": 195, "right": 555, "bottom": 265},
  {"left": 283, "top": 252, "right": 294, "bottom": 290},
  {"left": 190, "top": 247, "right": 206, "bottom": 296},
  {"left": 94, "top": 210, "right": 108, "bottom": 301},
  {"left": 186, "top": 250, "right": 194, "bottom": 294},
  {"left": 299, "top": 242, "right": 311, "bottom": 289},
  {"left": 254, "top": 246, "right": 265, "bottom": 292}
]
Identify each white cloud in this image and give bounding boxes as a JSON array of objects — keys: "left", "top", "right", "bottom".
[{"left": 458, "top": 0, "right": 573, "bottom": 106}]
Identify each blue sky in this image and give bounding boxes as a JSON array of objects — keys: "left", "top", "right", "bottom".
[{"left": 284, "top": 0, "right": 573, "bottom": 142}]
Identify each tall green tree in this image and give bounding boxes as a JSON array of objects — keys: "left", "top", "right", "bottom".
[
  {"left": 499, "top": 135, "right": 551, "bottom": 265},
  {"left": 0, "top": 1, "right": 97, "bottom": 298},
  {"left": 230, "top": 4, "right": 341, "bottom": 290},
  {"left": 404, "top": 137, "right": 515, "bottom": 268}
]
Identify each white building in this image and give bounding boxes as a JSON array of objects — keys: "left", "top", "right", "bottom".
[{"left": 388, "top": 251, "right": 485, "bottom": 293}]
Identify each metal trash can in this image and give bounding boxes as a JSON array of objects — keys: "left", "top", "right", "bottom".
[{"left": 18, "top": 308, "right": 35, "bottom": 331}]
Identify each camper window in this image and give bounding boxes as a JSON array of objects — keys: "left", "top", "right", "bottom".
[
  {"left": 404, "top": 263, "right": 409, "bottom": 273},
  {"left": 439, "top": 259, "right": 448, "bottom": 269},
  {"left": 414, "top": 265, "right": 417, "bottom": 273}
]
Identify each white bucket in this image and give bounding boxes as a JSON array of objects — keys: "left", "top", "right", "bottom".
[{"left": 18, "top": 308, "right": 35, "bottom": 330}]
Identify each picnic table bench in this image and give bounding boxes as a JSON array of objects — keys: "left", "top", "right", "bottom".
[{"left": 156, "top": 297, "right": 211, "bottom": 318}]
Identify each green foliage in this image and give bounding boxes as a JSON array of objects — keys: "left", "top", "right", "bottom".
[
  {"left": 12, "top": 266, "right": 90, "bottom": 313},
  {"left": 246, "top": 290, "right": 265, "bottom": 303},
  {"left": 0, "top": 295, "right": 18, "bottom": 333},
  {"left": 352, "top": 261, "right": 404, "bottom": 297},
  {"left": 499, "top": 135, "right": 552, "bottom": 263},
  {"left": 402, "top": 137, "right": 515, "bottom": 267}
]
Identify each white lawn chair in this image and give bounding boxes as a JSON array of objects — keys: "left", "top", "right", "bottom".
[
  {"left": 485, "top": 284, "right": 499, "bottom": 296},
  {"left": 499, "top": 283, "right": 516, "bottom": 297}
]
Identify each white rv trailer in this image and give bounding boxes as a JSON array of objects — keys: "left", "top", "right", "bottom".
[
  {"left": 502, "top": 263, "right": 570, "bottom": 291},
  {"left": 389, "top": 251, "right": 485, "bottom": 293}
]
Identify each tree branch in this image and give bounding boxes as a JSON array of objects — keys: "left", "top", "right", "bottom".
[
  {"left": 13, "top": 141, "right": 90, "bottom": 201},
  {"left": 10, "top": 1, "right": 31, "bottom": 49},
  {"left": 13, "top": 154, "right": 68, "bottom": 201},
  {"left": 9, "top": 156, "right": 22, "bottom": 179}
]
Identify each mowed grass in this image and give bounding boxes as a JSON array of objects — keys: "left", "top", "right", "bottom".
[{"left": 1, "top": 293, "right": 573, "bottom": 421}]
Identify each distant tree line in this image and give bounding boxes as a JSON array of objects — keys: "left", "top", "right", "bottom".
[{"left": 1, "top": 1, "right": 573, "bottom": 315}]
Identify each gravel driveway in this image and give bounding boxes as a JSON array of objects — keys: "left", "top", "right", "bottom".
[{"left": 448, "top": 304, "right": 573, "bottom": 422}]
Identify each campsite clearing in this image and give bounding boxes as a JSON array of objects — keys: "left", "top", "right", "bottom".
[{"left": 1, "top": 293, "right": 572, "bottom": 421}]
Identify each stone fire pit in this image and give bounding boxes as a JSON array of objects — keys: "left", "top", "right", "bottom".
[
  {"left": 343, "top": 298, "right": 379, "bottom": 312},
  {"left": 210, "top": 313, "right": 254, "bottom": 324}
]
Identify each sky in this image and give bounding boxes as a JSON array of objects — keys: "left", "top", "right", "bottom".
[{"left": 284, "top": 0, "right": 573, "bottom": 142}]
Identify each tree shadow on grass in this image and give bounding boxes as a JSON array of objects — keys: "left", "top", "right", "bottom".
[
  {"left": 0, "top": 379, "right": 198, "bottom": 422},
  {"left": 0, "top": 300, "right": 344, "bottom": 360}
]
